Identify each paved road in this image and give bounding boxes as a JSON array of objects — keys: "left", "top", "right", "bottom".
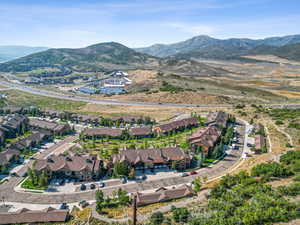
[
  {"left": 0, "top": 80, "right": 232, "bottom": 108},
  {"left": 0, "top": 122, "right": 245, "bottom": 204},
  {"left": 1, "top": 80, "right": 300, "bottom": 109}
]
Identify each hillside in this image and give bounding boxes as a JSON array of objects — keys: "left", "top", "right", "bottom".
[
  {"left": 0, "top": 42, "right": 231, "bottom": 77},
  {"left": 0, "top": 42, "right": 159, "bottom": 72},
  {"left": 248, "top": 43, "right": 300, "bottom": 61},
  {"left": 0, "top": 45, "right": 48, "bottom": 62},
  {"left": 135, "top": 34, "right": 300, "bottom": 59}
]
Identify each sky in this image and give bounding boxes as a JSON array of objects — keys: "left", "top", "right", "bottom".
[{"left": 0, "top": 0, "right": 299, "bottom": 48}]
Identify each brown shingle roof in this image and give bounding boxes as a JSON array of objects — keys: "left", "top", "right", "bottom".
[
  {"left": 29, "top": 118, "right": 70, "bottom": 133},
  {"left": 188, "top": 126, "right": 222, "bottom": 150},
  {"left": 129, "top": 126, "right": 152, "bottom": 136},
  {"left": 0, "top": 207, "right": 68, "bottom": 224},
  {"left": 0, "top": 149, "right": 20, "bottom": 166},
  {"left": 205, "top": 111, "right": 228, "bottom": 128},
  {"left": 35, "top": 154, "right": 101, "bottom": 173},
  {"left": 112, "top": 147, "right": 190, "bottom": 166},
  {"left": 155, "top": 117, "right": 199, "bottom": 133},
  {"left": 136, "top": 185, "right": 195, "bottom": 206},
  {"left": 83, "top": 128, "right": 123, "bottom": 137}
]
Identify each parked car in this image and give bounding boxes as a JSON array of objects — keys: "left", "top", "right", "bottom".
[
  {"left": 80, "top": 184, "right": 86, "bottom": 191},
  {"left": 59, "top": 203, "right": 68, "bottom": 210},
  {"left": 99, "top": 182, "right": 105, "bottom": 188},
  {"left": 142, "top": 175, "right": 147, "bottom": 180},
  {"left": 121, "top": 177, "right": 127, "bottom": 184},
  {"left": 189, "top": 171, "right": 198, "bottom": 175},
  {"left": 180, "top": 173, "right": 189, "bottom": 177},
  {"left": 79, "top": 200, "right": 89, "bottom": 208},
  {"left": 29, "top": 157, "right": 36, "bottom": 160},
  {"left": 90, "top": 183, "right": 96, "bottom": 189}
]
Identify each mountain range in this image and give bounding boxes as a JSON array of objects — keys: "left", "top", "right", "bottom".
[
  {"left": 0, "top": 34, "right": 300, "bottom": 74},
  {"left": 135, "top": 34, "right": 300, "bottom": 60},
  {"left": 0, "top": 46, "right": 48, "bottom": 63}
]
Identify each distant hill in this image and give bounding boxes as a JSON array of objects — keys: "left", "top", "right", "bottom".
[
  {"left": 0, "top": 41, "right": 230, "bottom": 77},
  {"left": 0, "top": 46, "right": 48, "bottom": 62},
  {"left": 135, "top": 34, "right": 300, "bottom": 59},
  {"left": 247, "top": 43, "right": 300, "bottom": 61},
  {"left": 0, "top": 42, "right": 159, "bottom": 72}
]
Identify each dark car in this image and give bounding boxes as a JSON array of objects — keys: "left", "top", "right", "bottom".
[
  {"left": 99, "top": 182, "right": 105, "bottom": 188},
  {"left": 79, "top": 200, "right": 89, "bottom": 208},
  {"left": 142, "top": 175, "right": 147, "bottom": 180},
  {"left": 189, "top": 171, "right": 198, "bottom": 175},
  {"left": 90, "top": 183, "right": 96, "bottom": 189},
  {"left": 59, "top": 203, "right": 68, "bottom": 210},
  {"left": 80, "top": 184, "right": 86, "bottom": 191}
]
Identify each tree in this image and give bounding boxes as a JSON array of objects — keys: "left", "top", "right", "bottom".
[
  {"left": 150, "top": 212, "right": 165, "bottom": 225},
  {"left": 96, "top": 190, "right": 104, "bottom": 212},
  {"left": 192, "top": 177, "right": 202, "bottom": 192},
  {"left": 38, "top": 170, "right": 48, "bottom": 187},
  {"left": 116, "top": 188, "right": 130, "bottom": 205},
  {"left": 113, "top": 161, "right": 130, "bottom": 177},
  {"left": 171, "top": 207, "right": 189, "bottom": 223}
]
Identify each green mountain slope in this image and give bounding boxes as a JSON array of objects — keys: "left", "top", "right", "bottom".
[
  {"left": 135, "top": 34, "right": 300, "bottom": 59},
  {"left": 0, "top": 42, "right": 159, "bottom": 72}
]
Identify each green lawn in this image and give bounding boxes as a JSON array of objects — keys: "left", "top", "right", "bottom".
[
  {"left": 4, "top": 90, "right": 86, "bottom": 111},
  {"left": 80, "top": 127, "right": 201, "bottom": 160},
  {"left": 21, "top": 178, "right": 47, "bottom": 190}
]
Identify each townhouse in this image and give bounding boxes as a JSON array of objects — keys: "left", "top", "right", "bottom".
[
  {"left": 34, "top": 154, "right": 103, "bottom": 181},
  {"left": 154, "top": 117, "right": 199, "bottom": 136},
  {"left": 0, "top": 114, "right": 29, "bottom": 138},
  {"left": 205, "top": 111, "right": 229, "bottom": 128},
  {"left": 82, "top": 128, "right": 123, "bottom": 139},
  {"left": 112, "top": 147, "right": 191, "bottom": 170},
  {"left": 136, "top": 185, "right": 195, "bottom": 206},
  {"left": 0, "top": 149, "right": 20, "bottom": 172},
  {"left": 0, "top": 207, "right": 69, "bottom": 225},
  {"left": 128, "top": 126, "right": 153, "bottom": 139},
  {"left": 188, "top": 126, "right": 222, "bottom": 155},
  {"left": 29, "top": 118, "right": 71, "bottom": 136}
]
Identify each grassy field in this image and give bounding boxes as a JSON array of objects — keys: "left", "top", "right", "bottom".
[
  {"left": 79, "top": 127, "right": 199, "bottom": 160},
  {"left": 3, "top": 90, "right": 86, "bottom": 111}
]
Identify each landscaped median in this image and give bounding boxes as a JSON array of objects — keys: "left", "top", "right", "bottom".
[{"left": 15, "top": 176, "right": 46, "bottom": 193}]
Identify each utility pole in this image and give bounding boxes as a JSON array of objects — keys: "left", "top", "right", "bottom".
[{"left": 132, "top": 194, "right": 137, "bottom": 225}]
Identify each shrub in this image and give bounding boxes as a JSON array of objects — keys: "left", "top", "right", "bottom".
[{"left": 251, "top": 162, "right": 293, "bottom": 178}]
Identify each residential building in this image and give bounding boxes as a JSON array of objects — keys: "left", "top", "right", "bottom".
[
  {"left": 0, "top": 149, "right": 20, "bottom": 172},
  {"left": 82, "top": 128, "right": 123, "bottom": 139},
  {"left": 205, "top": 111, "right": 228, "bottom": 128},
  {"left": 0, "top": 114, "right": 29, "bottom": 138},
  {"left": 112, "top": 147, "right": 191, "bottom": 170},
  {"left": 29, "top": 118, "right": 71, "bottom": 136},
  {"left": 10, "top": 130, "right": 51, "bottom": 151},
  {"left": 0, "top": 207, "right": 69, "bottom": 225},
  {"left": 129, "top": 126, "right": 153, "bottom": 139},
  {"left": 188, "top": 126, "right": 222, "bottom": 155},
  {"left": 34, "top": 154, "right": 103, "bottom": 181},
  {"left": 136, "top": 184, "right": 195, "bottom": 206},
  {"left": 154, "top": 117, "right": 199, "bottom": 136}
]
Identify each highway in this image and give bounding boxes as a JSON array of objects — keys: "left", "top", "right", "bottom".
[
  {"left": 0, "top": 80, "right": 232, "bottom": 108},
  {"left": 1, "top": 80, "right": 300, "bottom": 109}
]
